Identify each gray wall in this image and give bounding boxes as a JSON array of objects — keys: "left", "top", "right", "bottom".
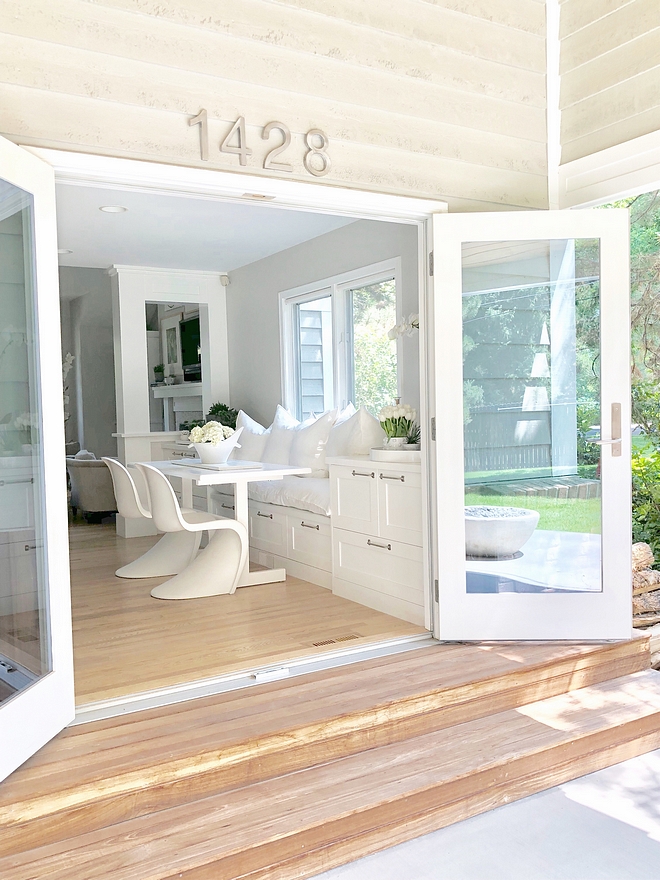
[
  {"left": 226, "top": 219, "right": 419, "bottom": 427},
  {"left": 59, "top": 268, "right": 117, "bottom": 458}
]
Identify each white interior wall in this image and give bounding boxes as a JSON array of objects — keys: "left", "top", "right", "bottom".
[
  {"left": 226, "top": 219, "right": 419, "bottom": 426},
  {"left": 59, "top": 267, "right": 116, "bottom": 458}
]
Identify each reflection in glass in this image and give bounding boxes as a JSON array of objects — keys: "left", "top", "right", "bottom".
[
  {"left": 0, "top": 180, "right": 50, "bottom": 703},
  {"left": 295, "top": 295, "right": 334, "bottom": 420},
  {"left": 462, "top": 239, "right": 602, "bottom": 594},
  {"left": 348, "top": 277, "right": 397, "bottom": 415}
]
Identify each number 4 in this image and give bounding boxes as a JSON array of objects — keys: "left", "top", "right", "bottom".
[{"left": 220, "top": 117, "right": 253, "bottom": 166}]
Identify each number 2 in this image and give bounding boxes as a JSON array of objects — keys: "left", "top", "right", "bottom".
[{"left": 262, "top": 122, "right": 293, "bottom": 172}]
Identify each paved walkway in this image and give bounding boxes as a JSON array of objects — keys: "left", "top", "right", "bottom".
[{"left": 312, "top": 748, "right": 660, "bottom": 879}]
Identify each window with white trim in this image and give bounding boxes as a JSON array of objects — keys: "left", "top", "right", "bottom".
[{"left": 280, "top": 260, "right": 401, "bottom": 420}]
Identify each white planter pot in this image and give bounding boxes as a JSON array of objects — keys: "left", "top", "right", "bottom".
[
  {"left": 192, "top": 427, "right": 243, "bottom": 464},
  {"left": 464, "top": 506, "right": 540, "bottom": 559},
  {"left": 383, "top": 436, "right": 407, "bottom": 449}
]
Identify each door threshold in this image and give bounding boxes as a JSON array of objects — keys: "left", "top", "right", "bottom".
[{"left": 72, "top": 632, "right": 436, "bottom": 725}]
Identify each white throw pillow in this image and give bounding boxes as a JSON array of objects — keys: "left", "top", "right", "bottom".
[
  {"left": 290, "top": 409, "right": 337, "bottom": 477},
  {"left": 261, "top": 405, "right": 300, "bottom": 464},
  {"left": 230, "top": 410, "right": 271, "bottom": 462},
  {"left": 325, "top": 406, "right": 385, "bottom": 457}
]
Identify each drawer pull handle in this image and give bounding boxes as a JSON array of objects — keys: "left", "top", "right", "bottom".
[
  {"left": 221, "top": 503, "right": 235, "bottom": 511},
  {"left": 257, "top": 511, "right": 273, "bottom": 519},
  {"left": 367, "top": 539, "right": 392, "bottom": 551},
  {"left": 301, "top": 521, "right": 320, "bottom": 530},
  {"left": 24, "top": 544, "right": 37, "bottom": 551},
  {"left": 380, "top": 474, "right": 405, "bottom": 482},
  {"left": 352, "top": 470, "right": 374, "bottom": 478}
]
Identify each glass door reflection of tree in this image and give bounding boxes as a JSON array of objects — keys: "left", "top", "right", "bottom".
[{"left": 462, "top": 239, "right": 602, "bottom": 594}]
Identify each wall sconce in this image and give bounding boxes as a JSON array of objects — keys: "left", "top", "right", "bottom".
[{"left": 220, "top": 274, "right": 230, "bottom": 287}]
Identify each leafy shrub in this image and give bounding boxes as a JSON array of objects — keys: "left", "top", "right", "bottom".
[
  {"left": 576, "top": 402, "right": 601, "bottom": 467},
  {"left": 632, "top": 449, "right": 660, "bottom": 558}
]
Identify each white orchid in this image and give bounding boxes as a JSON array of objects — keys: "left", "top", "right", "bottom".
[
  {"left": 189, "top": 420, "right": 235, "bottom": 446},
  {"left": 388, "top": 314, "right": 420, "bottom": 340}
]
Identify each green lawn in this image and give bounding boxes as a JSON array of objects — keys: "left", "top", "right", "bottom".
[{"left": 464, "top": 493, "right": 601, "bottom": 534}]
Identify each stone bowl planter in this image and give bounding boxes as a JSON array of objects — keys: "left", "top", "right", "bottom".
[{"left": 465, "top": 505, "right": 540, "bottom": 559}]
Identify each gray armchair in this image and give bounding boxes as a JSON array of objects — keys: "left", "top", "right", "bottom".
[{"left": 66, "top": 457, "right": 117, "bottom": 520}]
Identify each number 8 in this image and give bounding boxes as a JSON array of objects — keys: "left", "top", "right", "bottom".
[{"left": 304, "top": 129, "right": 331, "bottom": 177}]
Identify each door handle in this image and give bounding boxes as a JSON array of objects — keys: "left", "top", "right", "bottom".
[
  {"left": 352, "top": 470, "right": 374, "bottom": 478},
  {"left": 257, "top": 511, "right": 273, "bottom": 519},
  {"left": 586, "top": 402, "right": 622, "bottom": 457},
  {"left": 221, "top": 503, "right": 235, "bottom": 511},
  {"left": 379, "top": 474, "right": 405, "bottom": 482},
  {"left": 367, "top": 539, "right": 392, "bottom": 550},
  {"left": 301, "top": 521, "right": 320, "bottom": 530}
]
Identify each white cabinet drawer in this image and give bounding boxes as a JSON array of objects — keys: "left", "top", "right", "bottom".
[
  {"left": 332, "top": 527, "right": 424, "bottom": 609},
  {"left": 287, "top": 513, "right": 332, "bottom": 572},
  {"left": 377, "top": 468, "right": 422, "bottom": 546},
  {"left": 249, "top": 504, "right": 287, "bottom": 556},
  {"left": 330, "top": 464, "right": 378, "bottom": 535}
]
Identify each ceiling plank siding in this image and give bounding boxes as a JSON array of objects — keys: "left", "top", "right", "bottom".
[
  {"left": 0, "top": 0, "right": 548, "bottom": 206},
  {"left": 559, "top": 0, "right": 660, "bottom": 165},
  {"left": 0, "top": 85, "right": 548, "bottom": 208},
  {"left": 0, "top": 37, "right": 547, "bottom": 175},
  {"left": 559, "top": 0, "right": 638, "bottom": 41}
]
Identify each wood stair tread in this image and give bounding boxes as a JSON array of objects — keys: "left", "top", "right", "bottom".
[
  {"left": 3, "top": 670, "right": 660, "bottom": 880},
  {"left": 0, "top": 639, "right": 646, "bottom": 833}
]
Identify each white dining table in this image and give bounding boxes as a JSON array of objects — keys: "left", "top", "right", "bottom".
[{"left": 139, "top": 459, "right": 311, "bottom": 589}]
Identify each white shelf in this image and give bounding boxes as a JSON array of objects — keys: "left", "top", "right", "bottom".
[{"left": 152, "top": 383, "right": 203, "bottom": 399}]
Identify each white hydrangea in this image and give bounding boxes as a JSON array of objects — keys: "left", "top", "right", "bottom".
[{"left": 189, "top": 421, "right": 235, "bottom": 446}]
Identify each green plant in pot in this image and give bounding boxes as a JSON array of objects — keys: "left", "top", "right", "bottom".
[
  {"left": 206, "top": 402, "right": 238, "bottom": 429},
  {"left": 153, "top": 363, "right": 165, "bottom": 383}
]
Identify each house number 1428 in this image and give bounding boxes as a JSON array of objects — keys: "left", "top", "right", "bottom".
[{"left": 189, "top": 111, "right": 331, "bottom": 177}]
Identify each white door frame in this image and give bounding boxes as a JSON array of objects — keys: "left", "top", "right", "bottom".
[
  {"left": 0, "top": 139, "right": 74, "bottom": 782},
  {"left": 25, "top": 146, "right": 444, "bottom": 645},
  {"left": 432, "top": 208, "right": 632, "bottom": 641}
]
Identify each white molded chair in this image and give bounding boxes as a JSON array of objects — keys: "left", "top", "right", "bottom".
[
  {"left": 136, "top": 463, "right": 248, "bottom": 600},
  {"left": 102, "top": 458, "right": 202, "bottom": 579}
]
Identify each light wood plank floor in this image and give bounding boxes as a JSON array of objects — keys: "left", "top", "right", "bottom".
[{"left": 70, "top": 524, "right": 427, "bottom": 705}]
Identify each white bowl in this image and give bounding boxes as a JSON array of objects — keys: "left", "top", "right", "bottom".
[
  {"left": 464, "top": 506, "right": 540, "bottom": 559},
  {"left": 192, "top": 427, "right": 243, "bottom": 464}
]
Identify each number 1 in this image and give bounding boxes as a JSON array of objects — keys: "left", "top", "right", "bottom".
[{"left": 189, "top": 109, "right": 209, "bottom": 161}]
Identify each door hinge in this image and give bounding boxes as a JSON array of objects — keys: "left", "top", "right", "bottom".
[
  {"left": 434, "top": 579, "right": 439, "bottom": 602},
  {"left": 428, "top": 250, "right": 434, "bottom": 276},
  {"left": 431, "top": 417, "right": 436, "bottom": 441}
]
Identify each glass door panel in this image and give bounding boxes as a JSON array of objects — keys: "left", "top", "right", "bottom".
[
  {"left": 0, "top": 136, "right": 74, "bottom": 782},
  {"left": 0, "top": 181, "right": 51, "bottom": 698},
  {"left": 462, "top": 238, "right": 602, "bottom": 595},
  {"left": 432, "top": 209, "right": 631, "bottom": 640}
]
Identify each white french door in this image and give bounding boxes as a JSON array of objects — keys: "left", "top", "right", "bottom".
[
  {"left": 0, "top": 136, "right": 74, "bottom": 781},
  {"left": 432, "top": 209, "right": 631, "bottom": 640}
]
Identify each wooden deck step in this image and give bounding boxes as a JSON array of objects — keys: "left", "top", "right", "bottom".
[
  {"left": 2, "top": 670, "right": 660, "bottom": 880},
  {"left": 0, "top": 638, "right": 648, "bottom": 858}
]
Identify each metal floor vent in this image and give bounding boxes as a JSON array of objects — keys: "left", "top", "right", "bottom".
[{"left": 312, "top": 634, "right": 360, "bottom": 647}]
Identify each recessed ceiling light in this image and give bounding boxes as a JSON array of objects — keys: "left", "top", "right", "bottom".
[
  {"left": 99, "top": 205, "right": 128, "bottom": 213},
  {"left": 57, "top": 248, "right": 73, "bottom": 255}
]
